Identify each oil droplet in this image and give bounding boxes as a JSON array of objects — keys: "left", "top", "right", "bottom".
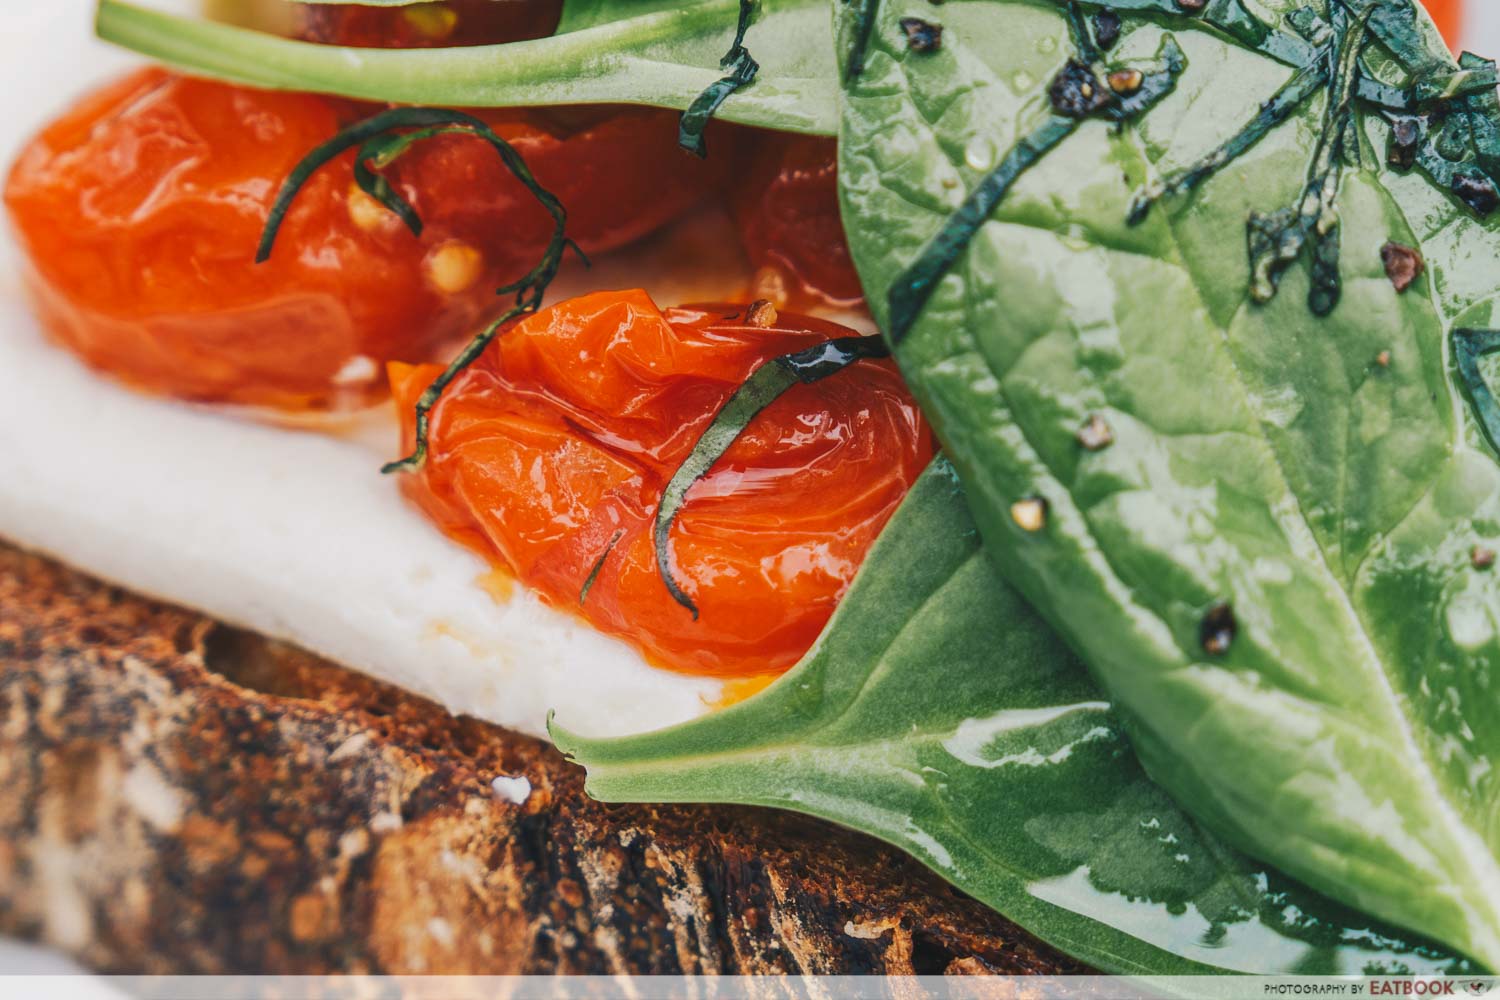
[
  {"left": 1012, "top": 70, "right": 1035, "bottom": 92},
  {"left": 476, "top": 568, "right": 516, "bottom": 604},
  {"left": 709, "top": 674, "right": 780, "bottom": 710},
  {"left": 1037, "top": 36, "right": 1058, "bottom": 54},
  {"left": 965, "top": 136, "right": 996, "bottom": 172}
]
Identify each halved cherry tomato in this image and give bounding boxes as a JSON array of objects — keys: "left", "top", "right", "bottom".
[
  {"left": 298, "top": 0, "right": 563, "bottom": 48},
  {"left": 1423, "top": 0, "right": 1462, "bottom": 49},
  {"left": 732, "top": 132, "right": 864, "bottom": 310},
  {"left": 4, "top": 70, "right": 726, "bottom": 409},
  {"left": 392, "top": 290, "right": 932, "bottom": 677}
]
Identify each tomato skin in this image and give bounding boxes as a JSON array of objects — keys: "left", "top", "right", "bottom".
[
  {"left": 298, "top": 0, "right": 563, "bottom": 48},
  {"left": 1422, "top": 0, "right": 1462, "bottom": 48},
  {"left": 732, "top": 132, "right": 864, "bottom": 310},
  {"left": 4, "top": 70, "right": 725, "bottom": 409},
  {"left": 393, "top": 290, "right": 932, "bottom": 677}
]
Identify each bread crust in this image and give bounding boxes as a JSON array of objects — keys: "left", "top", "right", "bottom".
[{"left": 0, "top": 542, "right": 1080, "bottom": 975}]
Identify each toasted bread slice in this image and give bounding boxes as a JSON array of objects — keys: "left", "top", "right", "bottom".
[{"left": 0, "top": 543, "right": 1079, "bottom": 975}]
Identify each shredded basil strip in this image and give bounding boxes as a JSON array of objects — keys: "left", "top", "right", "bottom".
[
  {"left": 1455, "top": 329, "right": 1500, "bottom": 458},
  {"left": 843, "top": 0, "right": 881, "bottom": 81},
  {"left": 888, "top": 30, "right": 1185, "bottom": 346},
  {"left": 1127, "top": 61, "right": 1326, "bottom": 224},
  {"left": 256, "top": 106, "right": 581, "bottom": 474},
  {"left": 654, "top": 334, "right": 893, "bottom": 617},
  {"left": 350, "top": 126, "right": 476, "bottom": 239},
  {"left": 888, "top": 116, "right": 1075, "bottom": 346},
  {"left": 890, "top": 0, "right": 1500, "bottom": 346},
  {"left": 579, "top": 529, "right": 626, "bottom": 607},
  {"left": 678, "top": 0, "right": 760, "bottom": 157}
]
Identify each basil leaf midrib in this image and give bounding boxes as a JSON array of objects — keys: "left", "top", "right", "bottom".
[{"left": 840, "top": 0, "right": 1500, "bottom": 968}]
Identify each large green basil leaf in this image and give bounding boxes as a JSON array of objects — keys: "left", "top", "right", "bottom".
[
  {"left": 556, "top": 0, "right": 708, "bottom": 34},
  {"left": 95, "top": 0, "right": 837, "bottom": 135},
  {"left": 555, "top": 458, "right": 1465, "bottom": 975},
  {"left": 837, "top": 0, "right": 1500, "bottom": 968}
]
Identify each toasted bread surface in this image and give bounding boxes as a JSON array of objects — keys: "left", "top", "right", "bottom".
[{"left": 0, "top": 543, "right": 1080, "bottom": 975}]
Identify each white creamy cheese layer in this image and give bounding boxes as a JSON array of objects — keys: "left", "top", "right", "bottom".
[
  {"left": 0, "top": 5, "right": 738, "bottom": 739},
  {"left": 0, "top": 266, "right": 732, "bottom": 738}
]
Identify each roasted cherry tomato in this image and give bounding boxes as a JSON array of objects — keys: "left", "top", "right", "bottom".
[
  {"left": 4, "top": 70, "right": 725, "bottom": 409},
  {"left": 298, "top": 0, "right": 563, "bottom": 48},
  {"left": 392, "top": 290, "right": 932, "bottom": 677},
  {"left": 1423, "top": 0, "right": 1462, "bottom": 49},
  {"left": 732, "top": 132, "right": 864, "bottom": 309}
]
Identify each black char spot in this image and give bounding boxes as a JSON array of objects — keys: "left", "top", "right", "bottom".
[
  {"left": 1200, "top": 602, "right": 1236, "bottom": 656},
  {"left": 898, "top": 17, "right": 943, "bottom": 53}
]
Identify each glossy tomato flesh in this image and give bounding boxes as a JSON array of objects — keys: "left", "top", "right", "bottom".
[
  {"left": 1423, "top": 0, "right": 1462, "bottom": 48},
  {"left": 732, "top": 131, "right": 865, "bottom": 309},
  {"left": 392, "top": 290, "right": 933, "bottom": 677},
  {"left": 4, "top": 69, "right": 726, "bottom": 409}
]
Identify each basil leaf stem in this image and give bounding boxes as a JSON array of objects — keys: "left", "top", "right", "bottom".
[{"left": 96, "top": 0, "right": 838, "bottom": 138}]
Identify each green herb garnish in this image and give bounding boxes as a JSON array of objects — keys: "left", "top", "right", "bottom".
[
  {"left": 888, "top": 15, "right": 1185, "bottom": 344},
  {"left": 842, "top": 0, "right": 882, "bottom": 80},
  {"left": 257, "top": 106, "right": 581, "bottom": 473},
  {"left": 579, "top": 528, "right": 626, "bottom": 606},
  {"left": 655, "top": 333, "right": 892, "bottom": 617},
  {"left": 678, "top": 0, "right": 760, "bottom": 157},
  {"left": 1455, "top": 328, "right": 1500, "bottom": 457},
  {"left": 885, "top": 0, "right": 1500, "bottom": 344}
]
